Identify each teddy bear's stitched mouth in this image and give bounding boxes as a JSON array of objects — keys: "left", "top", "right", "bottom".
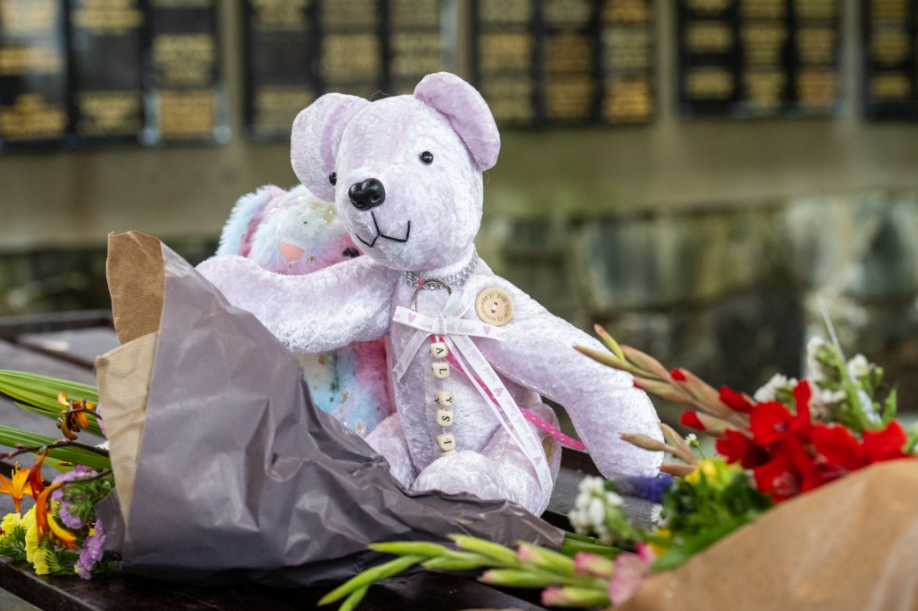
[{"left": 355, "top": 212, "right": 411, "bottom": 248}]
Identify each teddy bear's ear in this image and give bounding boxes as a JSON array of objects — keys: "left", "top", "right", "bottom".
[
  {"left": 291, "top": 93, "right": 369, "bottom": 201},
  {"left": 414, "top": 72, "right": 500, "bottom": 171}
]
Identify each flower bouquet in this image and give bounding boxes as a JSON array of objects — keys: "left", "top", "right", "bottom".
[
  {"left": 321, "top": 328, "right": 918, "bottom": 610},
  {"left": 0, "top": 375, "right": 116, "bottom": 578}
]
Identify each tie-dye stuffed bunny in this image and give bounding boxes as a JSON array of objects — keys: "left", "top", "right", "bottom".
[{"left": 216, "top": 184, "right": 393, "bottom": 437}]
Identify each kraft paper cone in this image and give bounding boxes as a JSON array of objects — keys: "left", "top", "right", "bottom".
[
  {"left": 622, "top": 459, "right": 918, "bottom": 611},
  {"left": 95, "top": 332, "right": 158, "bottom": 527},
  {"left": 106, "top": 231, "right": 165, "bottom": 344}
]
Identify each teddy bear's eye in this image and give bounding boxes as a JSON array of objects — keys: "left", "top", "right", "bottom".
[
  {"left": 419, "top": 151, "right": 434, "bottom": 165},
  {"left": 329, "top": 172, "right": 337, "bottom": 186}
]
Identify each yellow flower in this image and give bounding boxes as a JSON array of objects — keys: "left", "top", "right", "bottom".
[
  {"left": 0, "top": 465, "right": 33, "bottom": 513},
  {"left": 24, "top": 524, "right": 39, "bottom": 563},
  {"left": 685, "top": 458, "right": 737, "bottom": 489},
  {"left": 30, "top": 546, "right": 50, "bottom": 575},
  {"left": 1, "top": 512, "right": 21, "bottom": 534},
  {"left": 648, "top": 528, "right": 672, "bottom": 557},
  {"left": 21, "top": 507, "right": 36, "bottom": 532}
]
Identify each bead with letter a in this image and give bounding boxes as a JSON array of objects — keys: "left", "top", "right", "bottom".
[{"left": 429, "top": 342, "right": 448, "bottom": 358}]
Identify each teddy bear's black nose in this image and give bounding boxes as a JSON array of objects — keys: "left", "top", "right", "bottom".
[{"left": 348, "top": 178, "right": 386, "bottom": 210}]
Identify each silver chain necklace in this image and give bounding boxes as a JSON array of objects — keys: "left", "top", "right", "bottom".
[{"left": 402, "top": 249, "right": 479, "bottom": 290}]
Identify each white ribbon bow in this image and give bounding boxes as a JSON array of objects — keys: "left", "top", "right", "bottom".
[{"left": 392, "top": 288, "right": 552, "bottom": 493}]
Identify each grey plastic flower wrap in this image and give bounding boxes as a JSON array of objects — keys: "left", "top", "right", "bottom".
[{"left": 94, "top": 231, "right": 562, "bottom": 587}]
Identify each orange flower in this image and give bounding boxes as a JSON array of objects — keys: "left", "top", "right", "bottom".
[
  {"left": 33, "top": 482, "right": 76, "bottom": 549},
  {"left": 0, "top": 465, "right": 34, "bottom": 513},
  {"left": 29, "top": 452, "right": 47, "bottom": 497}
]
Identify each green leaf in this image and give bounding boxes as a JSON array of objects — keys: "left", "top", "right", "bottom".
[
  {"left": 337, "top": 586, "right": 369, "bottom": 611},
  {"left": 0, "top": 526, "right": 28, "bottom": 562},
  {"left": 0, "top": 370, "right": 98, "bottom": 403},
  {"left": 0, "top": 371, "right": 103, "bottom": 437},
  {"left": 318, "top": 555, "right": 423, "bottom": 606},
  {"left": 651, "top": 518, "right": 745, "bottom": 572},
  {"left": 0, "top": 425, "right": 111, "bottom": 471},
  {"left": 368, "top": 541, "right": 450, "bottom": 558},
  {"left": 882, "top": 388, "right": 898, "bottom": 424}
]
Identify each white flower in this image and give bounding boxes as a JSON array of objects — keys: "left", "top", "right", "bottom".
[
  {"left": 814, "top": 387, "right": 845, "bottom": 405},
  {"left": 754, "top": 373, "right": 797, "bottom": 403},
  {"left": 685, "top": 433, "right": 698, "bottom": 444},
  {"left": 579, "top": 476, "right": 605, "bottom": 495},
  {"left": 605, "top": 491, "right": 623, "bottom": 507},
  {"left": 847, "top": 354, "right": 870, "bottom": 379},
  {"left": 588, "top": 498, "right": 606, "bottom": 529},
  {"left": 806, "top": 337, "right": 834, "bottom": 382},
  {"left": 650, "top": 504, "right": 665, "bottom": 527}
]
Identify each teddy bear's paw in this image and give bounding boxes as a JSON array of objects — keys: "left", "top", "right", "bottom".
[
  {"left": 412, "top": 451, "right": 519, "bottom": 509},
  {"left": 411, "top": 450, "right": 550, "bottom": 515}
]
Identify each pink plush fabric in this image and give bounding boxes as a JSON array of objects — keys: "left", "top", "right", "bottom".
[{"left": 198, "top": 72, "right": 663, "bottom": 515}]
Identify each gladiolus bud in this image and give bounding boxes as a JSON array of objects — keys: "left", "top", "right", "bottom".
[
  {"left": 541, "top": 586, "right": 610, "bottom": 608},
  {"left": 681, "top": 411, "right": 704, "bottom": 431},
  {"left": 516, "top": 542, "right": 575, "bottom": 575},
  {"left": 620, "top": 433, "right": 668, "bottom": 453},
  {"left": 573, "top": 552, "right": 615, "bottom": 579}
]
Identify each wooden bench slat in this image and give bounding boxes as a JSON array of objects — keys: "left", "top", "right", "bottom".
[{"left": 15, "top": 329, "right": 120, "bottom": 370}]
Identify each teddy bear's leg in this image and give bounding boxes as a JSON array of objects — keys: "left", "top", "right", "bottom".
[
  {"left": 364, "top": 413, "right": 416, "bottom": 489},
  {"left": 412, "top": 402, "right": 562, "bottom": 516}
]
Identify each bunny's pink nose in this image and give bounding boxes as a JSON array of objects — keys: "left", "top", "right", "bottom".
[{"left": 279, "top": 242, "right": 305, "bottom": 261}]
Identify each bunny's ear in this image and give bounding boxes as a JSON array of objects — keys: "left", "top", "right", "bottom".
[
  {"left": 414, "top": 72, "right": 500, "bottom": 171},
  {"left": 290, "top": 94, "right": 370, "bottom": 201}
]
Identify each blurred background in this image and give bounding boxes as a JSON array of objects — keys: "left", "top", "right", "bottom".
[{"left": 1, "top": 0, "right": 918, "bottom": 413}]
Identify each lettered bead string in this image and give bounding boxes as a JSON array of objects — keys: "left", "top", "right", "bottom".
[
  {"left": 436, "top": 334, "right": 585, "bottom": 451},
  {"left": 394, "top": 287, "right": 553, "bottom": 493}
]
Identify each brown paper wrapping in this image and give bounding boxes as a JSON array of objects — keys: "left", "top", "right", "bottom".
[
  {"left": 95, "top": 332, "right": 157, "bottom": 526},
  {"left": 106, "top": 231, "right": 165, "bottom": 344},
  {"left": 95, "top": 233, "right": 564, "bottom": 587},
  {"left": 622, "top": 459, "right": 918, "bottom": 611}
]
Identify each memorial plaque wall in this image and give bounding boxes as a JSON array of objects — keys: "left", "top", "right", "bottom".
[
  {"left": 863, "top": 0, "right": 918, "bottom": 119},
  {"left": 241, "top": 0, "right": 314, "bottom": 138},
  {"left": 147, "top": 0, "right": 224, "bottom": 142},
  {"left": 241, "top": 0, "right": 446, "bottom": 138},
  {"left": 0, "top": 0, "right": 68, "bottom": 147},
  {"left": 0, "top": 0, "right": 224, "bottom": 151},
  {"left": 676, "top": 0, "right": 841, "bottom": 117},
  {"left": 388, "top": 0, "right": 442, "bottom": 94},
  {"left": 471, "top": 0, "right": 654, "bottom": 128},
  {"left": 600, "top": 0, "right": 655, "bottom": 123},
  {"left": 70, "top": 0, "right": 144, "bottom": 142}
]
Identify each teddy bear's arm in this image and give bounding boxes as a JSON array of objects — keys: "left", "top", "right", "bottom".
[
  {"left": 197, "top": 254, "right": 399, "bottom": 352},
  {"left": 475, "top": 282, "right": 664, "bottom": 480}
]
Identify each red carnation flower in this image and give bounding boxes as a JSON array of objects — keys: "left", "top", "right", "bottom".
[
  {"left": 863, "top": 421, "right": 911, "bottom": 463},
  {"left": 716, "top": 429, "right": 768, "bottom": 469}
]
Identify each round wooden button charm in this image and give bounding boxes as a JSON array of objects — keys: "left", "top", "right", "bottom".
[{"left": 475, "top": 287, "right": 514, "bottom": 326}]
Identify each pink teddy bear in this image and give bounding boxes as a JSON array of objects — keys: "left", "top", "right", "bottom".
[{"left": 198, "top": 72, "right": 662, "bottom": 515}]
